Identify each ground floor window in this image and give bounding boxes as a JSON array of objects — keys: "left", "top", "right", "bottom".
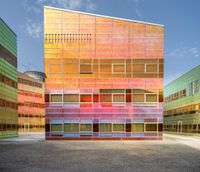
[
  {"left": 113, "top": 124, "right": 124, "bottom": 132},
  {"left": 51, "top": 124, "right": 62, "bottom": 131},
  {"left": 145, "top": 124, "right": 157, "bottom": 132},
  {"left": 100, "top": 123, "right": 112, "bottom": 132},
  {"left": 80, "top": 124, "right": 92, "bottom": 132},
  {"left": 131, "top": 123, "right": 144, "bottom": 132},
  {"left": 64, "top": 123, "right": 79, "bottom": 132}
]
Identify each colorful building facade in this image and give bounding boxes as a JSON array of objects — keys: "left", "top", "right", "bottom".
[
  {"left": 164, "top": 65, "right": 200, "bottom": 134},
  {"left": 18, "top": 72, "right": 45, "bottom": 132},
  {"left": 0, "top": 18, "right": 18, "bottom": 138},
  {"left": 44, "top": 6, "right": 164, "bottom": 140}
]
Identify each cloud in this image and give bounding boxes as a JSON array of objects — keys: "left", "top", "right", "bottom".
[
  {"left": 21, "top": 19, "right": 43, "bottom": 39},
  {"left": 37, "top": 0, "right": 96, "bottom": 11},
  {"left": 166, "top": 47, "right": 200, "bottom": 59},
  {"left": 132, "top": 0, "right": 144, "bottom": 18}
]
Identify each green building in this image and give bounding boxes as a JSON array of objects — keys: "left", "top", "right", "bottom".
[
  {"left": 0, "top": 18, "right": 18, "bottom": 138},
  {"left": 164, "top": 65, "right": 200, "bottom": 134}
]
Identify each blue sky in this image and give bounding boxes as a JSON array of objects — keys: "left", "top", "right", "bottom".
[{"left": 0, "top": 0, "right": 200, "bottom": 85}]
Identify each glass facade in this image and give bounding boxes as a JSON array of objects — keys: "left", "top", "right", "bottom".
[
  {"left": 18, "top": 72, "right": 45, "bottom": 132},
  {"left": 0, "top": 18, "right": 18, "bottom": 138},
  {"left": 164, "top": 65, "right": 200, "bottom": 134},
  {"left": 44, "top": 7, "right": 164, "bottom": 140}
]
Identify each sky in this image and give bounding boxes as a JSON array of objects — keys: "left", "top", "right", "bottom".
[{"left": 0, "top": 0, "right": 200, "bottom": 85}]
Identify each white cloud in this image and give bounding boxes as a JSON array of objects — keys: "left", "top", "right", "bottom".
[
  {"left": 166, "top": 47, "right": 200, "bottom": 59},
  {"left": 21, "top": 19, "right": 43, "bottom": 39},
  {"left": 38, "top": 0, "right": 96, "bottom": 11}
]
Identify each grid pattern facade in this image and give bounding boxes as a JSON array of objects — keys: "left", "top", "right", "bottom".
[
  {"left": 0, "top": 18, "right": 18, "bottom": 138},
  {"left": 164, "top": 65, "right": 200, "bottom": 134},
  {"left": 44, "top": 7, "right": 164, "bottom": 140},
  {"left": 18, "top": 72, "right": 45, "bottom": 132}
]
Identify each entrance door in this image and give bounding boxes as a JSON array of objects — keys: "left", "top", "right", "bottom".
[
  {"left": 177, "top": 121, "right": 182, "bottom": 133},
  {"left": 23, "top": 123, "right": 29, "bottom": 132}
]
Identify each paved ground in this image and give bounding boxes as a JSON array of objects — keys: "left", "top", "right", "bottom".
[{"left": 0, "top": 133, "right": 200, "bottom": 172}]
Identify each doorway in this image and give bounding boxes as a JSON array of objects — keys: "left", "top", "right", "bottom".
[{"left": 177, "top": 121, "right": 182, "bottom": 133}]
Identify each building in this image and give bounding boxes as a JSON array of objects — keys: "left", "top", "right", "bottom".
[
  {"left": 44, "top": 6, "right": 164, "bottom": 140},
  {"left": 18, "top": 72, "right": 45, "bottom": 132},
  {"left": 0, "top": 18, "right": 18, "bottom": 138},
  {"left": 164, "top": 65, "right": 200, "bottom": 134},
  {"left": 24, "top": 71, "right": 45, "bottom": 82}
]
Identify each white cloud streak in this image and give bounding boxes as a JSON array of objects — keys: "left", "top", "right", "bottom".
[
  {"left": 21, "top": 19, "right": 43, "bottom": 39},
  {"left": 166, "top": 47, "right": 200, "bottom": 58}
]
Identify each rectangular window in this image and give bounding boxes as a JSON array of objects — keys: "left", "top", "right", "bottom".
[
  {"left": 131, "top": 123, "right": 144, "bottom": 132},
  {"left": 93, "top": 123, "right": 99, "bottom": 132},
  {"left": 80, "top": 64, "right": 92, "bottom": 74},
  {"left": 51, "top": 94, "right": 62, "bottom": 102},
  {"left": 113, "top": 94, "right": 125, "bottom": 103},
  {"left": 50, "top": 64, "right": 62, "bottom": 73},
  {"left": 145, "top": 64, "right": 158, "bottom": 73},
  {"left": 113, "top": 124, "right": 124, "bottom": 132},
  {"left": 132, "top": 94, "right": 144, "bottom": 103},
  {"left": 133, "top": 64, "right": 145, "bottom": 73},
  {"left": 51, "top": 124, "right": 62, "bottom": 132},
  {"left": 126, "top": 123, "right": 131, "bottom": 132},
  {"left": 80, "top": 124, "right": 92, "bottom": 132},
  {"left": 63, "top": 94, "right": 79, "bottom": 102},
  {"left": 112, "top": 63, "right": 125, "bottom": 73},
  {"left": 145, "top": 124, "right": 157, "bottom": 132},
  {"left": 64, "top": 123, "right": 79, "bottom": 132},
  {"left": 80, "top": 94, "right": 92, "bottom": 102},
  {"left": 146, "top": 94, "right": 158, "bottom": 103},
  {"left": 100, "top": 123, "right": 112, "bottom": 132},
  {"left": 100, "top": 94, "right": 112, "bottom": 102}
]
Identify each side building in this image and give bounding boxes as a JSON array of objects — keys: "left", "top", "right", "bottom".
[
  {"left": 0, "top": 18, "right": 18, "bottom": 138},
  {"left": 164, "top": 65, "right": 200, "bottom": 134},
  {"left": 18, "top": 72, "right": 45, "bottom": 132},
  {"left": 44, "top": 6, "right": 164, "bottom": 140}
]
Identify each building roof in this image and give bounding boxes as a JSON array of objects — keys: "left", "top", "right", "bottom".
[
  {"left": 0, "top": 17, "right": 17, "bottom": 36},
  {"left": 165, "top": 65, "right": 200, "bottom": 88},
  {"left": 44, "top": 6, "right": 164, "bottom": 27}
]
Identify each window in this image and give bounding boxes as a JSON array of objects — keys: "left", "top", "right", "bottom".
[
  {"left": 113, "top": 94, "right": 125, "bottom": 103},
  {"left": 80, "top": 64, "right": 92, "bottom": 74},
  {"left": 50, "top": 64, "right": 62, "bottom": 73},
  {"left": 93, "top": 123, "right": 99, "bottom": 132},
  {"left": 145, "top": 124, "right": 157, "bottom": 132},
  {"left": 113, "top": 124, "right": 124, "bottom": 132},
  {"left": 64, "top": 94, "right": 79, "bottom": 102},
  {"left": 100, "top": 123, "right": 112, "bottom": 132},
  {"left": 80, "top": 94, "right": 92, "bottom": 102},
  {"left": 64, "top": 123, "right": 79, "bottom": 132},
  {"left": 145, "top": 64, "right": 158, "bottom": 73},
  {"left": 80, "top": 124, "right": 92, "bottom": 132},
  {"left": 126, "top": 123, "right": 131, "bottom": 132},
  {"left": 100, "top": 94, "right": 112, "bottom": 102},
  {"left": 51, "top": 94, "right": 62, "bottom": 102},
  {"left": 131, "top": 123, "right": 144, "bottom": 132},
  {"left": 112, "top": 63, "right": 125, "bottom": 73},
  {"left": 133, "top": 64, "right": 145, "bottom": 73},
  {"left": 189, "top": 80, "right": 199, "bottom": 95},
  {"left": 146, "top": 94, "right": 158, "bottom": 103},
  {"left": 51, "top": 124, "right": 62, "bottom": 132},
  {"left": 132, "top": 94, "right": 144, "bottom": 103}
]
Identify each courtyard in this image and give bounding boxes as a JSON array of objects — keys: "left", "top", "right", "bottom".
[{"left": 0, "top": 133, "right": 200, "bottom": 172}]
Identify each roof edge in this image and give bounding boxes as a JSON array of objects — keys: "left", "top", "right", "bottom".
[{"left": 44, "top": 6, "right": 164, "bottom": 27}]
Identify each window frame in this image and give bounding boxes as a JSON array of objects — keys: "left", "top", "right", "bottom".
[{"left": 112, "top": 63, "right": 126, "bottom": 74}]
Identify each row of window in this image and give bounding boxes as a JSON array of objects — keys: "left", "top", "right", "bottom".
[
  {"left": 0, "top": 123, "right": 17, "bottom": 131},
  {"left": 18, "top": 102, "right": 44, "bottom": 108},
  {"left": 48, "top": 123, "right": 163, "bottom": 133},
  {"left": 164, "top": 104, "right": 199, "bottom": 117},
  {"left": 47, "top": 93, "right": 162, "bottom": 103},
  {"left": 164, "top": 89, "right": 186, "bottom": 103},
  {"left": 45, "top": 33, "right": 92, "bottom": 43},
  {"left": 18, "top": 114, "right": 44, "bottom": 118},
  {"left": 0, "top": 98, "right": 18, "bottom": 110},
  {"left": 0, "top": 73, "right": 17, "bottom": 89},
  {"left": 18, "top": 125, "right": 45, "bottom": 129},
  {"left": 164, "top": 124, "right": 200, "bottom": 133},
  {"left": 0, "top": 44, "right": 17, "bottom": 68},
  {"left": 18, "top": 89, "right": 43, "bottom": 98},
  {"left": 48, "top": 62, "right": 163, "bottom": 75},
  {"left": 18, "top": 78, "right": 43, "bottom": 88}
]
